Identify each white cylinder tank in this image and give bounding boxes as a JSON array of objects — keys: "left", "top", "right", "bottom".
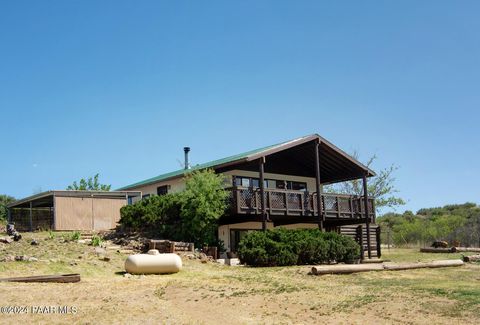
[{"left": 125, "top": 249, "right": 182, "bottom": 274}]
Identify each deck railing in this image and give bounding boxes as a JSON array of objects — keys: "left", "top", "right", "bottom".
[{"left": 227, "top": 187, "right": 375, "bottom": 222}]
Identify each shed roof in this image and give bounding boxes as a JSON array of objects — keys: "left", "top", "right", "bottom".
[
  {"left": 118, "top": 134, "right": 375, "bottom": 190},
  {"left": 7, "top": 190, "right": 142, "bottom": 209}
]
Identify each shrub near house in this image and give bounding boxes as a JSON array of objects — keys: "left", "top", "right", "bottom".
[
  {"left": 119, "top": 169, "right": 227, "bottom": 248},
  {"left": 237, "top": 228, "right": 360, "bottom": 267}
]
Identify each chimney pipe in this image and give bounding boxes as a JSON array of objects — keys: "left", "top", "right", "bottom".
[{"left": 184, "top": 147, "right": 190, "bottom": 170}]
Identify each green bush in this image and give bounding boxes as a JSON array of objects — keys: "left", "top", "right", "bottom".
[
  {"left": 91, "top": 235, "right": 102, "bottom": 247},
  {"left": 70, "top": 231, "right": 81, "bottom": 241},
  {"left": 237, "top": 228, "right": 360, "bottom": 267},
  {"left": 119, "top": 169, "right": 227, "bottom": 247},
  {"left": 120, "top": 193, "right": 181, "bottom": 233}
]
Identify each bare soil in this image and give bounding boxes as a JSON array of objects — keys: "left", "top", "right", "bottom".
[{"left": 0, "top": 232, "right": 479, "bottom": 324}]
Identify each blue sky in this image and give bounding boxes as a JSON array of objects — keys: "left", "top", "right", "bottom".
[{"left": 0, "top": 1, "right": 478, "bottom": 214}]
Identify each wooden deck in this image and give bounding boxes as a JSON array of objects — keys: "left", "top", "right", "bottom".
[{"left": 227, "top": 187, "right": 375, "bottom": 222}]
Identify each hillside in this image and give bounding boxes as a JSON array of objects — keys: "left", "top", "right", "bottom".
[{"left": 378, "top": 203, "right": 480, "bottom": 247}]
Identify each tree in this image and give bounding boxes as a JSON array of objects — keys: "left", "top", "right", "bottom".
[
  {"left": 325, "top": 152, "right": 405, "bottom": 212},
  {"left": 178, "top": 169, "right": 228, "bottom": 247},
  {"left": 0, "top": 194, "right": 16, "bottom": 222},
  {"left": 66, "top": 174, "right": 111, "bottom": 191}
]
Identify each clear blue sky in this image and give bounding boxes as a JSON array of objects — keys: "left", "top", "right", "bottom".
[{"left": 1, "top": 1, "right": 478, "bottom": 214}]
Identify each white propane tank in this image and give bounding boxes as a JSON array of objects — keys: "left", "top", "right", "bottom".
[{"left": 125, "top": 249, "right": 182, "bottom": 274}]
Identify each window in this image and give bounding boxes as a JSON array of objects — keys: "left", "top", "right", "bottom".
[
  {"left": 157, "top": 185, "right": 169, "bottom": 196},
  {"left": 230, "top": 229, "right": 251, "bottom": 252},
  {"left": 287, "top": 181, "right": 307, "bottom": 191},
  {"left": 233, "top": 176, "right": 307, "bottom": 191},
  {"left": 142, "top": 194, "right": 150, "bottom": 200}
]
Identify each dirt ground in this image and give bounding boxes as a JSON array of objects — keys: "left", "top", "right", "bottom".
[{"left": 1, "top": 232, "right": 479, "bottom": 324}]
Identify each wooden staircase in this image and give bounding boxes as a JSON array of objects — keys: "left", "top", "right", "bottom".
[{"left": 340, "top": 224, "right": 381, "bottom": 259}]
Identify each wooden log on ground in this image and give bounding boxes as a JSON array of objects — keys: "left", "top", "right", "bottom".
[
  {"left": 463, "top": 254, "right": 480, "bottom": 262},
  {"left": 456, "top": 247, "right": 480, "bottom": 253},
  {"left": 384, "top": 259, "right": 463, "bottom": 271},
  {"left": 361, "top": 258, "right": 383, "bottom": 264},
  {"left": 310, "top": 260, "right": 464, "bottom": 275},
  {"left": 420, "top": 247, "right": 457, "bottom": 253},
  {"left": 0, "top": 273, "right": 80, "bottom": 283},
  {"left": 311, "top": 264, "right": 384, "bottom": 275}
]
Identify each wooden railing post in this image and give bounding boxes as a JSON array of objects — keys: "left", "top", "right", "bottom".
[
  {"left": 336, "top": 196, "right": 341, "bottom": 218},
  {"left": 267, "top": 191, "right": 272, "bottom": 215},
  {"left": 284, "top": 192, "right": 289, "bottom": 215},
  {"left": 349, "top": 198, "right": 354, "bottom": 219},
  {"left": 314, "top": 140, "right": 324, "bottom": 230},
  {"left": 259, "top": 157, "right": 267, "bottom": 231},
  {"left": 301, "top": 193, "right": 305, "bottom": 216}
]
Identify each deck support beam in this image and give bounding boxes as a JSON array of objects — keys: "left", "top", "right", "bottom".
[
  {"left": 314, "top": 140, "right": 324, "bottom": 231},
  {"left": 259, "top": 157, "right": 267, "bottom": 231},
  {"left": 363, "top": 174, "right": 371, "bottom": 259}
]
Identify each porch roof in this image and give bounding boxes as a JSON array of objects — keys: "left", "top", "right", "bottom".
[{"left": 118, "top": 134, "right": 375, "bottom": 190}]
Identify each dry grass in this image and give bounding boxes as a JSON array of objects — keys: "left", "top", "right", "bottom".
[{"left": 1, "top": 232, "right": 479, "bottom": 324}]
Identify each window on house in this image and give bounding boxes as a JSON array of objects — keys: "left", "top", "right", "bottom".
[
  {"left": 142, "top": 194, "right": 150, "bottom": 200},
  {"left": 157, "top": 185, "right": 169, "bottom": 196},
  {"left": 230, "top": 229, "right": 251, "bottom": 252},
  {"left": 233, "top": 176, "right": 306, "bottom": 191},
  {"left": 286, "top": 181, "right": 307, "bottom": 191}
]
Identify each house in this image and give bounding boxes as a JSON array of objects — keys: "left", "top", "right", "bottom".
[{"left": 118, "top": 134, "right": 381, "bottom": 258}]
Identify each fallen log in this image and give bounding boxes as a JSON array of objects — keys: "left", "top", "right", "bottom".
[
  {"left": 310, "top": 260, "right": 464, "bottom": 275},
  {"left": 311, "top": 264, "right": 384, "bottom": 275},
  {"left": 0, "top": 273, "right": 80, "bottom": 283},
  {"left": 384, "top": 259, "right": 463, "bottom": 270},
  {"left": 420, "top": 247, "right": 456, "bottom": 253},
  {"left": 463, "top": 254, "right": 480, "bottom": 262},
  {"left": 456, "top": 247, "right": 480, "bottom": 253},
  {"left": 361, "top": 258, "right": 384, "bottom": 264}
]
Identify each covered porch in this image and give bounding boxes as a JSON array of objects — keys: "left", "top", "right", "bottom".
[{"left": 214, "top": 134, "right": 378, "bottom": 258}]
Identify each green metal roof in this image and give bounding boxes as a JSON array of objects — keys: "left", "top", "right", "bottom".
[
  {"left": 116, "top": 136, "right": 307, "bottom": 190},
  {"left": 116, "top": 134, "right": 375, "bottom": 190}
]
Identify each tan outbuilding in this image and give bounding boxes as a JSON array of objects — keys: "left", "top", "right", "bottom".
[{"left": 6, "top": 190, "right": 141, "bottom": 231}]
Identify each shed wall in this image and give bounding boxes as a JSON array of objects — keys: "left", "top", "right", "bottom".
[{"left": 54, "top": 196, "right": 126, "bottom": 231}]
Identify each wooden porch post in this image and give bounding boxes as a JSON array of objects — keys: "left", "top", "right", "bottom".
[
  {"left": 259, "top": 157, "right": 267, "bottom": 231},
  {"left": 363, "top": 174, "right": 372, "bottom": 259},
  {"left": 29, "top": 201, "right": 33, "bottom": 232},
  {"left": 314, "top": 140, "right": 324, "bottom": 231}
]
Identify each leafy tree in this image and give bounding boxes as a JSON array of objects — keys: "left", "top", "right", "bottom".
[
  {"left": 179, "top": 169, "right": 228, "bottom": 247},
  {"left": 119, "top": 169, "right": 228, "bottom": 248},
  {"left": 66, "top": 174, "right": 111, "bottom": 191},
  {"left": 378, "top": 203, "right": 479, "bottom": 247},
  {"left": 0, "top": 194, "right": 16, "bottom": 222},
  {"left": 325, "top": 152, "right": 405, "bottom": 212}
]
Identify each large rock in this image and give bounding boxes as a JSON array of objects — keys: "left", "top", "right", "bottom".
[
  {"left": 94, "top": 247, "right": 107, "bottom": 256},
  {"left": 0, "top": 237, "right": 13, "bottom": 244}
]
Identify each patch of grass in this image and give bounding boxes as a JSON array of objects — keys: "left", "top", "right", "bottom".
[
  {"left": 47, "top": 230, "right": 55, "bottom": 240},
  {"left": 91, "top": 235, "right": 102, "bottom": 247},
  {"left": 70, "top": 231, "right": 81, "bottom": 241},
  {"left": 334, "top": 293, "right": 381, "bottom": 312}
]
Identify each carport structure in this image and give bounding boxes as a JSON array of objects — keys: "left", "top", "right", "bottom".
[{"left": 7, "top": 191, "right": 141, "bottom": 231}]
